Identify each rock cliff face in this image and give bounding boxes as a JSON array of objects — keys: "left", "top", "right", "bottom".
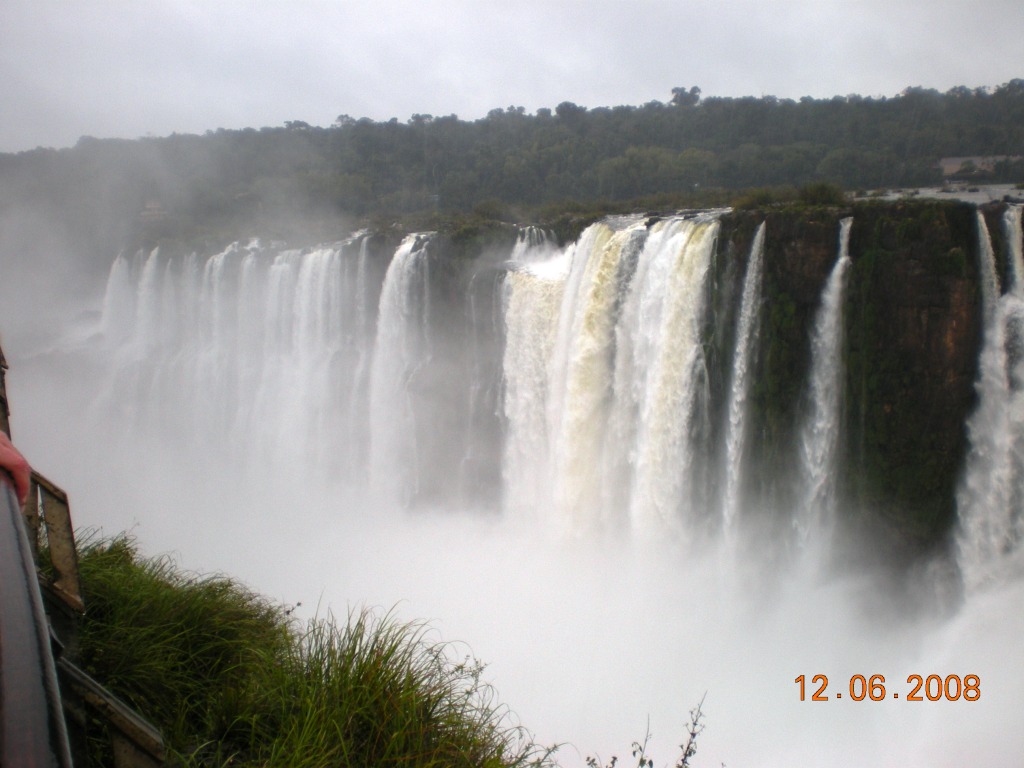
[
  {"left": 844, "top": 203, "right": 981, "bottom": 553},
  {"left": 716, "top": 202, "right": 984, "bottom": 557},
  {"left": 712, "top": 201, "right": 991, "bottom": 557}
]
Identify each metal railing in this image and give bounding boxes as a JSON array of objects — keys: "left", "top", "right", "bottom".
[
  {"left": 0, "top": 479, "right": 75, "bottom": 768},
  {"left": 16, "top": 470, "right": 166, "bottom": 768}
]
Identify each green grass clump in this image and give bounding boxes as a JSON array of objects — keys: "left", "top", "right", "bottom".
[{"left": 74, "top": 535, "right": 553, "bottom": 768}]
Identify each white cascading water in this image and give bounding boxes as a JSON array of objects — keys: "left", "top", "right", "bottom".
[
  {"left": 617, "top": 217, "right": 718, "bottom": 535},
  {"left": 510, "top": 225, "right": 560, "bottom": 263},
  {"left": 796, "top": 217, "right": 853, "bottom": 539},
  {"left": 498, "top": 226, "right": 565, "bottom": 520},
  {"left": 721, "top": 222, "right": 766, "bottom": 533},
  {"left": 503, "top": 214, "right": 720, "bottom": 537},
  {"left": 5, "top": 209, "right": 1024, "bottom": 767},
  {"left": 368, "top": 233, "right": 433, "bottom": 504},
  {"left": 550, "top": 220, "right": 640, "bottom": 535},
  {"left": 956, "top": 207, "right": 1024, "bottom": 589},
  {"left": 501, "top": 248, "right": 571, "bottom": 526},
  {"left": 95, "top": 235, "right": 377, "bottom": 487}
]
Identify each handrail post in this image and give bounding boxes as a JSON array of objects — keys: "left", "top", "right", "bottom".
[{"left": 33, "top": 472, "right": 85, "bottom": 613}]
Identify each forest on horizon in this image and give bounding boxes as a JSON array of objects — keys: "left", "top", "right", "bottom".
[{"left": 2, "top": 80, "right": 1023, "bottom": 255}]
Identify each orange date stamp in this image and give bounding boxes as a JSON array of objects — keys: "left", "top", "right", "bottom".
[{"left": 795, "top": 674, "right": 980, "bottom": 702}]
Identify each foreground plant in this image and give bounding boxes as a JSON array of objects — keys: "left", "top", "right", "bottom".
[{"left": 73, "top": 535, "right": 555, "bottom": 768}]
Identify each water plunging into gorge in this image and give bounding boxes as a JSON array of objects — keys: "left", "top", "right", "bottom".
[
  {"left": 721, "top": 222, "right": 765, "bottom": 534},
  {"left": 5, "top": 206, "right": 1023, "bottom": 767},
  {"left": 796, "top": 218, "right": 852, "bottom": 540},
  {"left": 957, "top": 206, "right": 1024, "bottom": 590},
  {"left": 502, "top": 215, "right": 719, "bottom": 537}
]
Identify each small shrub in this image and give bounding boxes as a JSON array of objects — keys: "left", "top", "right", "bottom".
[
  {"left": 798, "top": 182, "right": 848, "bottom": 206},
  {"left": 585, "top": 696, "right": 706, "bottom": 768},
  {"left": 732, "top": 186, "right": 798, "bottom": 209}
]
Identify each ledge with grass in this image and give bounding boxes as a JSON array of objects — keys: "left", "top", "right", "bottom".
[{"left": 70, "top": 534, "right": 558, "bottom": 768}]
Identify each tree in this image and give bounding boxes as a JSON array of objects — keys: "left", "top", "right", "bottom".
[
  {"left": 671, "top": 86, "right": 701, "bottom": 107},
  {"left": 555, "top": 101, "right": 587, "bottom": 120}
]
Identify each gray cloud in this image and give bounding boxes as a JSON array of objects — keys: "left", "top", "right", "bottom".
[{"left": 2, "top": 0, "right": 1022, "bottom": 152}]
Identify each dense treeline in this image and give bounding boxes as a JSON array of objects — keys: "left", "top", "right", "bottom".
[{"left": 2, "top": 81, "right": 1023, "bottom": 253}]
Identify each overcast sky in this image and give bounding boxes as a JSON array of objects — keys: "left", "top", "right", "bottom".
[{"left": 2, "top": 0, "right": 1022, "bottom": 153}]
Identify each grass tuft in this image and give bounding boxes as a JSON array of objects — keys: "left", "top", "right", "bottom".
[{"left": 73, "top": 534, "right": 556, "bottom": 768}]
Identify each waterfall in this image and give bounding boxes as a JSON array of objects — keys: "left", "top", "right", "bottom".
[
  {"left": 502, "top": 213, "right": 719, "bottom": 537},
  {"left": 99, "top": 251, "right": 136, "bottom": 345},
  {"left": 502, "top": 250, "right": 571, "bottom": 525},
  {"left": 797, "top": 217, "right": 852, "bottom": 539},
  {"left": 1005, "top": 206, "right": 1024, "bottom": 390},
  {"left": 957, "top": 207, "right": 1024, "bottom": 589},
  {"left": 14, "top": 205, "right": 1024, "bottom": 767},
  {"left": 549, "top": 221, "right": 640, "bottom": 534},
  {"left": 616, "top": 217, "right": 718, "bottom": 535},
  {"left": 510, "top": 225, "right": 559, "bottom": 262},
  {"left": 96, "top": 234, "right": 377, "bottom": 486},
  {"left": 457, "top": 263, "right": 506, "bottom": 506},
  {"left": 1009, "top": 205, "right": 1024, "bottom": 294},
  {"left": 368, "top": 233, "right": 434, "bottom": 504},
  {"left": 721, "top": 222, "right": 766, "bottom": 532}
]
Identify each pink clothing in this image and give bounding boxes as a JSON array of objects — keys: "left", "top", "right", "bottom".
[{"left": 0, "top": 431, "right": 30, "bottom": 505}]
